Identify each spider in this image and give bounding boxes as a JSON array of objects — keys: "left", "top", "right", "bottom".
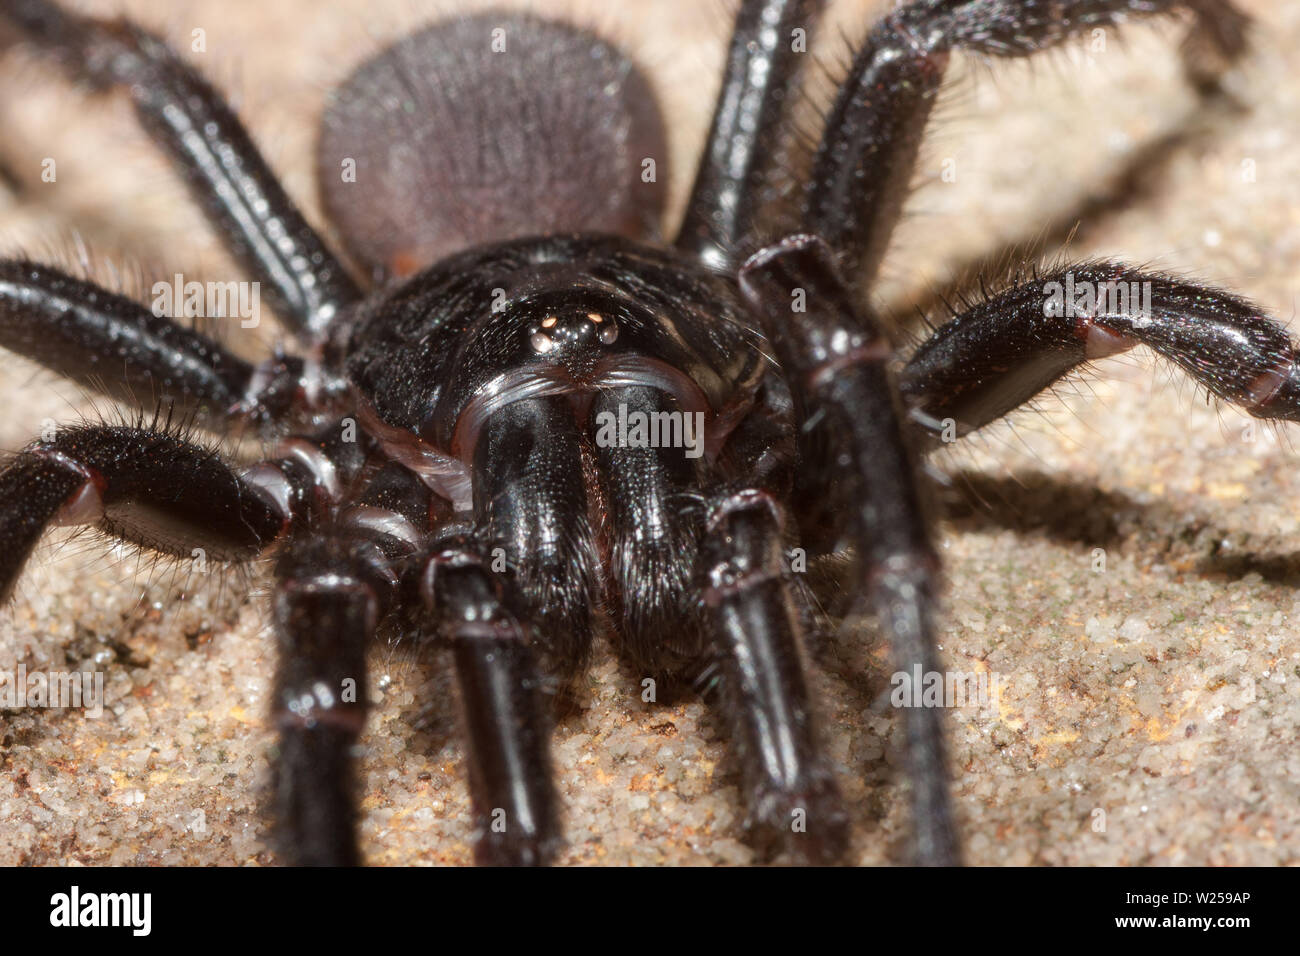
[{"left": 0, "top": 0, "right": 1284, "bottom": 866}]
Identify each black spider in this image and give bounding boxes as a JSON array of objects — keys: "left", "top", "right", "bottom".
[{"left": 0, "top": 0, "right": 1275, "bottom": 866}]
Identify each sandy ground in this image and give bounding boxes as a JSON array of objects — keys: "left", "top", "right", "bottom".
[{"left": 0, "top": 0, "right": 1297, "bottom": 866}]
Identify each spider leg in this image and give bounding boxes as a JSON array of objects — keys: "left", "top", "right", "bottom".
[
  {"left": 404, "top": 396, "right": 592, "bottom": 865},
  {"left": 739, "top": 234, "right": 956, "bottom": 865},
  {"left": 699, "top": 485, "right": 848, "bottom": 862},
  {"left": 416, "top": 533, "right": 561, "bottom": 866},
  {"left": 0, "top": 260, "right": 320, "bottom": 432},
  {"left": 0, "top": 0, "right": 361, "bottom": 340},
  {"left": 270, "top": 529, "right": 396, "bottom": 867},
  {"left": 592, "top": 384, "right": 845, "bottom": 859},
  {"left": 258, "top": 434, "right": 418, "bottom": 867},
  {"left": 899, "top": 263, "right": 1300, "bottom": 440},
  {"left": 805, "top": 0, "right": 1248, "bottom": 289},
  {"left": 0, "top": 413, "right": 388, "bottom": 865},
  {"left": 0, "top": 413, "right": 371, "bottom": 604},
  {"left": 0, "top": 421, "right": 288, "bottom": 601},
  {"left": 676, "top": 0, "right": 828, "bottom": 269}
]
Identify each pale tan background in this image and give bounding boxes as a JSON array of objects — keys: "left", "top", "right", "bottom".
[{"left": 0, "top": 0, "right": 1296, "bottom": 865}]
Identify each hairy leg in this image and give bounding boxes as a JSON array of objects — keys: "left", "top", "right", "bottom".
[
  {"left": 900, "top": 262, "right": 1300, "bottom": 440},
  {"left": 0, "top": 421, "right": 287, "bottom": 600},
  {"left": 740, "top": 234, "right": 956, "bottom": 865},
  {"left": 0, "top": 260, "right": 316, "bottom": 432},
  {"left": 675, "top": 0, "right": 827, "bottom": 269},
  {"left": 805, "top": 0, "right": 1248, "bottom": 288},
  {"left": 0, "top": 0, "right": 361, "bottom": 340}
]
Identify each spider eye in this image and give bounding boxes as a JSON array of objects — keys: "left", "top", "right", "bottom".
[{"left": 530, "top": 332, "right": 555, "bottom": 354}]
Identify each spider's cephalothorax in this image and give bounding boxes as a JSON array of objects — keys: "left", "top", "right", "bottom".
[
  {"left": 0, "top": 0, "right": 1277, "bottom": 866},
  {"left": 342, "top": 233, "right": 771, "bottom": 683}
]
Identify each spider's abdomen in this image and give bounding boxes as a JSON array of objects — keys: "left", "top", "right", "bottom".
[
  {"left": 317, "top": 12, "right": 667, "bottom": 283},
  {"left": 344, "top": 233, "right": 766, "bottom": 472}
]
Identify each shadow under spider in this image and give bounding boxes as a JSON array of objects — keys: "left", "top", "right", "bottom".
[
  {"left": 807, "top": 464, "right": 1300, "bottom": 678},
  {"left": 937, "top": 469, "right": 1160, "bottom": 548},
  {"left": 939, "top": 469, "right": 1300, "bottom": 588},
  {"left": 1195, "top": 545, "right": 1300, "bottom": 588}
]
